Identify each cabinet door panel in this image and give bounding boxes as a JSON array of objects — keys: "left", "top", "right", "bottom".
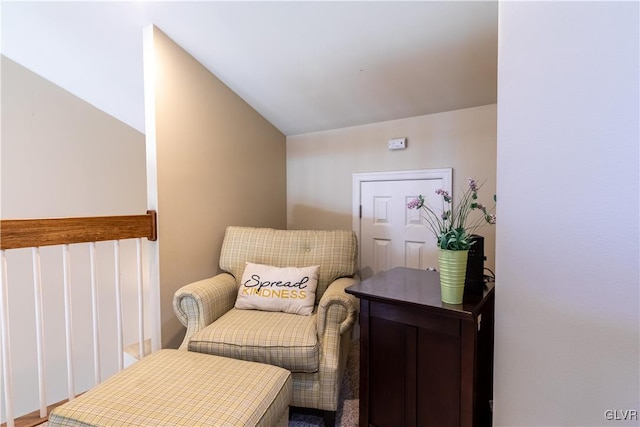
[
  {"left": 417, "top": 326, "right": 460, "bottom": 427},
  {"left": 369, "top": 316, "right": 407, "bottom": 427}
]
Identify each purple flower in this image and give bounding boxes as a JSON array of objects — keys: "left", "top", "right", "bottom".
[
  {"left": 468, "top": 178, "right": 478, "bottom": 192},
  {"left": 408, "top": 178, "right": 495, "bottom": 250},
  {"left": 435, "top": 189, "right": 451, "bottom": 202},
  {"left": 407, "top": 196, "right": 424, "bottom": 209}
]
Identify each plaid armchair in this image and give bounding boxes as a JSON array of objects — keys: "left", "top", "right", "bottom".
[{"left": 173, "top": 226, "right": 359, "bottom": 425}]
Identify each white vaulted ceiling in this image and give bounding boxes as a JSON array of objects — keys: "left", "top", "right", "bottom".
[{"left": 1, "top": 1, "right": 498, "bottom": 136}]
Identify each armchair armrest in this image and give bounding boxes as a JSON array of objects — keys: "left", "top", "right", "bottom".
[
  {"left": 317, "top": 277, "right": 359, "bottom": 338},
  {"left": 173, "top": 273, "right": 238, "bottom": 349}
]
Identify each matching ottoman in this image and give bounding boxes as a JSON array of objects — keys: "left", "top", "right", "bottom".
[{"left": 49, "top": 349, "right": 292, "bottom": 427}]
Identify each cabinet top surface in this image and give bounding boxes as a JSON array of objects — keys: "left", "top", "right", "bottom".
[{"left": 345, "top": 267, "right": 494, "bottom": 318}]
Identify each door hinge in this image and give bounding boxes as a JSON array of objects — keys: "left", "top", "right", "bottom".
[{"left": 359, "top": 205, "right": 362, "bottom": 218}]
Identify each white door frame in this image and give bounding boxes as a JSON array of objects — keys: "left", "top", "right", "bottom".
[{"left": 352, "top": 168, "right": 452, "bottom": 271}]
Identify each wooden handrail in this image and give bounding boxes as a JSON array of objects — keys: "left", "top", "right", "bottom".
[{"left": 0, "top": 210, "right": 157, "bottom": 250}]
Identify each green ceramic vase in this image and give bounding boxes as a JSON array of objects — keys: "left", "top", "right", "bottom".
[{"left": 438, "top": 249, "right": 469, "bottom": 304}]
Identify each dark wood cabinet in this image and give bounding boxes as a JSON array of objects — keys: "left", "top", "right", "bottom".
[{"left": 345, "top": 267, "right": 494, "bottom": 427}]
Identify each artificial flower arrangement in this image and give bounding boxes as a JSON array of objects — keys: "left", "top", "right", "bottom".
[{"left": 407, "top": 178, "right": 496, "bottom": 251}]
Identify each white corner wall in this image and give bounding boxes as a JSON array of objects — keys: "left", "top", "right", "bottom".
[{"left": 494, "top": 2, "right": 639, "bottom": 426}]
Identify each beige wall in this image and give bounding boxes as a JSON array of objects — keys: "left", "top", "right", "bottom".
[
  {"left": 1, "top": 56, "right": 146, "bottom": 218},
  {"left": 145, "top": 28, "right": 287, "bottom": 348},
  {"left": 287, "top": 104, "right": 497, "bottom": 270}
]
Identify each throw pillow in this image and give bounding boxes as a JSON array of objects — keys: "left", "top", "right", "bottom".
[{"left": 235, "top": 262, "right": 319, "bottom": 315}]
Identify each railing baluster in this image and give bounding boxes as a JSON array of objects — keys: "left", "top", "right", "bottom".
[
  {"left": 136, "top": 239, "right": 145, "bottom": 359},
  {"left": 114, "top": 241, "right": 124, "bottom": 371},
  {"left": 62, "top": 244, "right": 75, "bottom": 401},
  {"left": 1, "top": 250, "right": 15, "bottom": 427},
  {"left": 149, "top": 247, "right": 161, "bottom": 354},
  {"left": 32, "top": 247, "right": 47, "bottom": 417},
  {"left": 89, "top": 242, "right": 101, "bottom": 385}
]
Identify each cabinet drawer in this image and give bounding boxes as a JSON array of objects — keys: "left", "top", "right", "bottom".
[{"left": 370, "top": 300, "right": 460, "bottom": 337}]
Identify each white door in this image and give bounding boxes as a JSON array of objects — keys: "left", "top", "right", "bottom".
[{"left": 353, "top": 169, "right": 452, "bottom": 280}]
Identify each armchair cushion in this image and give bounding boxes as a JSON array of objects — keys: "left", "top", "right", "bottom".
[
  {"left": 188, "top": 308, "right": 319, "bottom": 373},
  {"left": 235, "top": 262, "right": 319, "bottom": 315}
]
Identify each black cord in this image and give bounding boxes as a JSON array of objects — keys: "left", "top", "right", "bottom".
[{"left": 483, "top": 267, "right": 495, "bottom": 283}]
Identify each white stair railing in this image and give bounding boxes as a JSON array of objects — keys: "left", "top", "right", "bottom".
[{"left": 0, "top": 211, "right": 158, "bottom": 427}]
